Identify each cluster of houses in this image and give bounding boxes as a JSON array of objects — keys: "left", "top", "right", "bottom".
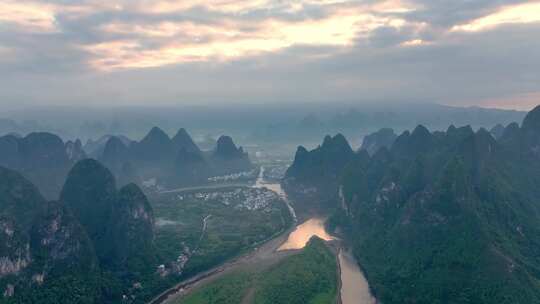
[
  {"left": 155, "top": 179, "right": 285, "bottom": 277},
  {"left": 176, "top": 187, "right": 280, "bottom": 211},
  {"left": 158, "top": 242, "right": 192, "bottom": 277},
  {"left": 207, "top": 169, "right": 257, "bottom": 182}
]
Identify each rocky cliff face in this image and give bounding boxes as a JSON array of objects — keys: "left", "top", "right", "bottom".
[
  {"left": 0, "top": 158, "right": 158, "bottom": 302},
  {"left": 0, "top": 166, "right": 44, "bottom": 297},
  {"left": 61, "top": 159, "right": 156, "bottom": 272},
  {"left": 30, "top": 201, "right": 99, "bottom": 275},
  {"left": 283, "top": 134, "right": 354, "bottom": 203},
  {"left": 0, "top": 221, "right": 31, "bottom": 282},
  {"left": 360, "top": 128, "right": 397, "bottom": 155},
  {"left": 322, "top": 106, "right": 540, "bottom": 303},
  {"left": 26, "top": 200, "right": 101, "bottom": 303},
  {"left": 0, "top": 167, "right": 100, "bottom": 303},
  {"left": 105, "top": 184, "right": 156, "bottom": 272}
]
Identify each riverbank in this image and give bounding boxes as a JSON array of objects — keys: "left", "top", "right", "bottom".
[
  {"left": 149, "top": 167, "right": 375, "bottom": 304},
  {"left": 149, "top": 169, "right": 298, "bottom": 304},
  {"left": 155, "top": 218, "right": 377, "bottom": 304},
  {"left": 179, "top": 236, "right": 338, "bottom": 304},
  {"left": 148, "top": 201, "right": 297, "bottom": 304},
  {"left": 338, "top": 248, "right": 376, "bottom": 304}
]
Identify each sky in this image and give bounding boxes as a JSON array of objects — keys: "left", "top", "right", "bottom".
[{"left": 1, "top": 0, "right": 540, "bottom": 110}]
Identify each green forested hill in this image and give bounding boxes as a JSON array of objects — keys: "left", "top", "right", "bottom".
[
  {"left": 291, "top": 105, "right": 540, "bottom": 303},
  {"left": 254, "top": 237, "right": 337, "bottom": 304},
  {"left": 0, "top": 159, "right": 159, "bottom": 303},
  {"left": 179, "top": 237, "right": 337, "bottom": 304},
  {"left": 339, "top": 109, "right": 540, "bottom": 303}
]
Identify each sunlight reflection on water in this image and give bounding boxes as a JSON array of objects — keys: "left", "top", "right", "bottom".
[{"left": 278, "top": 218, "right": 334, "bottom": 250}]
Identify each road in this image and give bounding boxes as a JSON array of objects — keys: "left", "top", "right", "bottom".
[
  {"left": 159, "top": 183, "right": 250, "bottom": 194},
  {"left": 148, "top": 170, "right": 298, "bottom": 304},
  {"left": 148, "top": 167, "right": 376, "bottom": 304},
  {"left": 148, "top": 220, "right": 297, "bottom": 304}
]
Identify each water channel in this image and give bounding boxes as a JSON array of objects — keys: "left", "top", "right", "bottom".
[{"left": 255, "top": 166, "right": 376, "bottom": 304}]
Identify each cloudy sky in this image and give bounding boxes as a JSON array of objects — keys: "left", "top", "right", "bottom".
[{"left": 1, "top": 0, "right": 539, "bottom": 110}]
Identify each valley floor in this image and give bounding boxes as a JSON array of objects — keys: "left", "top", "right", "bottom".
[
  {"left": 149, "top": 221, "right": 297, "bottom": 304},
  {"left": 148, "top": 166, "right": 375, "bottom": 304},
  {"left": 176, "top": 237, "right": 338, "bottom": 304}
]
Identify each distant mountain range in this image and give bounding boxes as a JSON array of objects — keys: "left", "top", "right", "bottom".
[
  {"left": 285, "top": 105, "right": 540, "bottom": 303},
  {"left": 0, "top": 103, "right": 526, "bottom": 145},
  {"left": 0, "top": 128, "right": 252, "bottom": 199},
  {"left": 250, "top": 103, "right": 526, "bottom": 144},
  {"left": 97, "top": 127, "right": 252, "bottom": 189}
]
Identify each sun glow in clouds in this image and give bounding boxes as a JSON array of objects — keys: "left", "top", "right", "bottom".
[
  {"left": 5, "top": 0, "right": 539, "bottom": 72},
  {"left": 140, "top": 0, "right": 273, "bottom": 14},
  {"left": 0, "top": 1, "right": 123, "bottom": 32},
  {"left": 0, "top": 1, "right": 57, "bottom": 32},
  {"left": 452, "top": 1, "right": 540, "bottom": 32},
  {"left": 0, "top": 0, "right": 419, "bottom": 71},
  {"left": 86, "top": 3, "right": 415, "bottom": 71}
]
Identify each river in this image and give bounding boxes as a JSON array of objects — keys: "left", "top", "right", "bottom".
[
  {"left": 255, "top": 166, "right": 375, "bottom": 304},
  {"left": 278, "top": 218, "right": 334, "bottom": 250},
  {"left": 151, "top": 167, "right": 374, "bottom": 304},
  {"left": 339, "top": 249, "right": 376, "bottom": 304},
  {"left": 254, "top": 166, "right": 296, "bottom": 222}
]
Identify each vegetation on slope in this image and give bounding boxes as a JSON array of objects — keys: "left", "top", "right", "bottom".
[
  {"left": 254, "top": 237, "right": 337, "bottom": 304},
  {"left": 180, "top": 272, "right": 253, "bottom": 304},
  {"left": 152, "top": 186, "right": 292, "bottom": 278},
  {"left": 329, "top": 112, "right": 540, "bottom": 303},
  {"left": 178, "top": 237, "right": 337, "bottom": 304}
]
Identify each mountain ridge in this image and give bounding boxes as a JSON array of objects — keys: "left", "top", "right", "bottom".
[{"left": 289, "top": 105, "right": 540, "bottom": 303}]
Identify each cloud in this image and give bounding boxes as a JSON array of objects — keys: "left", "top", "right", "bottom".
[
  {"left": 74, "top": 1, "right": 417, "bottom": 70},
  {"left": 367, "top": 24, "right": 420, "bottom": 47},
  {"left": 451, "top": 2, "right": 540, "bottom": 32},
  {"left": 2, "top": 0, "right": 420, "bottom": 70},
  {"left": 0, "top": 0, "right": 539, "bottom": 109},
  {"left": 401, "top": 0, "right": 529, "bottom": 27},
  {"left": 0, "top": 1, "right": 58, "bottom": 32}
]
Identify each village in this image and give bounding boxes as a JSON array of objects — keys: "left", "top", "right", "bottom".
[
  {"left": 175, "top": 186, "right": 280, "bottom": 211},
  {"left": 206, "top": 169, "right": 257, "bottom": 183}
]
